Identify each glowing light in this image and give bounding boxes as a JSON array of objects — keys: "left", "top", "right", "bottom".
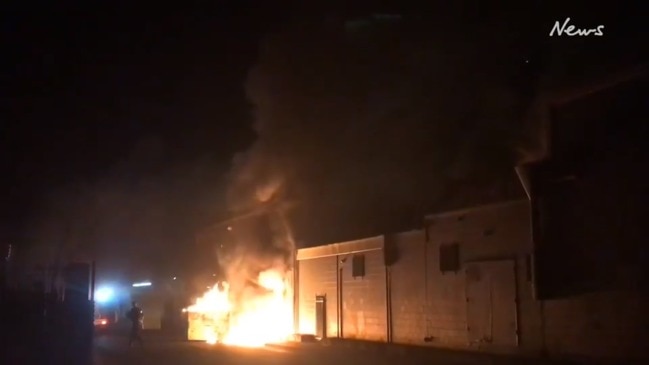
[
  {"left": 95, "top": 287, "right": 114, "bottom": 303},
  {"left": 94, "top": 318, "right": 109, "bottom": 326},
  {"left": 132, "top": 281, "right": 152, "bottom": 287},
  {"left": 186, "top": 269, "right": 294, "bottom": 347},
  {"left": 205, "top": 331, "right": 217, "bottom": 345}
]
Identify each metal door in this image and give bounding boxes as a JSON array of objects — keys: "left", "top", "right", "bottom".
[
  {"left": 465, "top": 260, "right": 517, "bottom": 348},
  {"left": 315, "top": 295, "right": 327, "bottom": 339}
]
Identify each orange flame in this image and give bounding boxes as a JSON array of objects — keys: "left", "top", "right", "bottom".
[{"left": 186, "top": 269, "right": 294, "bottom": 347}]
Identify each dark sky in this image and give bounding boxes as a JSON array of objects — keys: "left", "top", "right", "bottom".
[
  {"left": 227, "top": 4, "right": 647, "bottom": 247},
  {"left": 2, "top": 4, "right": 287, "bottom": 278},
  {"left": 2, "top": 4, "right": 646, "bottom": 280},
  {"left": 3, "top": 6, "right": 271, "bottom": 229}
]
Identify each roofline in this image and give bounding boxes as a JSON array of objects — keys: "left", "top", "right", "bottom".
[
  {"left": 296, "top": 200, "right": 529, "bottom": 260},
  {"left": 547, "top": 63, "right": 648, "bottom": 107},
  {"left": 423, "top": 199, "right": 528, "bottom": 221},
  {"left": 296, "top": 235, "right": 384, "bottom": 261}
]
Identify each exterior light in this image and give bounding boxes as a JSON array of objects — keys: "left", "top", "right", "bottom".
[
  {"left": 95, "top": 287, "right": 115, "bottom": 303},
  {"left": 132, "top": 281, "right": 152, "bottom": 288}
]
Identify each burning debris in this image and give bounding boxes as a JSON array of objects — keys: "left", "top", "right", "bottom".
[
  {"left": 186, "top": 194, "right": 298, "bottom": 346},
  {"left": 186, "top": 268, "right": 293, "bottom": 347},
  {"left": 186, "top": 209, "right": 296, "bottom": 347}
]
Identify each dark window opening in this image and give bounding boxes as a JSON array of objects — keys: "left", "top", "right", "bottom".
[
  {"left": 352, "top": 254, "right": 366, "bottom": 278},
  {"left": 439, "top": 243, "right": 460, "bottom": 273},
  {"left": 315, "top": 295, "right": 327, "bottom": 339}
]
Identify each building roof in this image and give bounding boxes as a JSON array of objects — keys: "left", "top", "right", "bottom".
[
  {"left": 423, "top": 199, "right": 527, "bottom": 221},
  {"left": 547, "top": 63, "right": 648, "bottom": 107},
  {"left": 296, "top": 235, "right": 383, "bottom": 261}
]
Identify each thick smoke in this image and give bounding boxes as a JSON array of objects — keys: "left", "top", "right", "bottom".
[
  {"left": 219, "top": 8, "right": 644, "bottom": 288},
  {"left": 227, "top": 10, "right": 644, "bottom": 246},
  {"left": 29, "top": 136, "right": 227, "bottom": 284},
  {"left": 211, "top": 209, "right": 295, "bottom": 300},
  {"left": 226, "top": 16, "right": 542, "bottom": 246}
]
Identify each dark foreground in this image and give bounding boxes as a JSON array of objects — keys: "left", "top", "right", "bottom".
[
  {"left": 95, "top": 336, "right": 372, "bottom": 365},
  {"left": 95, "top": 336, "right": 408, "bottom": 365},
  {"left": 93, "top": 332, "right": 598, "bottom": 365}
]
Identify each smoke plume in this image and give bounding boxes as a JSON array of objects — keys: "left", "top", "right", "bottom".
[
  {"left": 29, "top": 136, "right": 228, "bottom": 282},
  {"left": 226, "top": 8, "right": 645, "bottom": 246},
  {"left": 216, "top": 9, "right": 644, "bottom": 293},
  {"left": 226, "top": 15, "right": 542, "bottom": 246}
]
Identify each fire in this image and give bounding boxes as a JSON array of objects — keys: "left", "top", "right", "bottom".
[{"left": 186, "top": 269, "right": 294, "bottom": 347}]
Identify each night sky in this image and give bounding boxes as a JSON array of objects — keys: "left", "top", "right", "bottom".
[
  {"left": 2, "top": 4, "right": 646, "bottom": 280},
  {"left": 4, "top": 6, "right": 272, "bottom": 226},
  {"left": 3, "top": 4, "right": 283, "bottom": 278}
]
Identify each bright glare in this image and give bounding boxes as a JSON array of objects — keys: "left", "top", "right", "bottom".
[
  {"left": 95, "top": 287, "right": 114, "bottom": 303},
  {"left": 132, "top": 281, "right": 152, "bottom": 287},
  {"left": 186, "top": 269, "right": 294, "bottom": 347}
]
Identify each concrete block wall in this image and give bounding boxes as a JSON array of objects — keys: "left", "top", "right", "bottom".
[
  {"left": 389, "top": 201, "right": 540, "bottom": 353},
  {"left": 388, "top": 200, "right": 649, "bottom": 361},
  {"left": 423, "top": 240, "right": 468, "bottom": 348},
  {"left": 339, "top": 248, "right": 387, "bottom": 341},
  {"left": 389, "top": 230, "right": 427, "bottom": 345},
  {"left": 374, "top": 202, "right": 535, "bottom": 351},
  {"left": 435, "top": 201, "right": 539, "bottom": 354},
  {"left": 389, "top": 229, "right": 470, "bottom": 349},
  {"left": 296, "top": 199, "right": 649, "bottom": 362},
  {"left": 297, "top": 256, "right": 338, "bottom": 336},
  {"left": 296, "top": 237, "right": 387, "bottom": 342},
  {"left": 423, "top": 201, "right": 533, "bottom": 350}
]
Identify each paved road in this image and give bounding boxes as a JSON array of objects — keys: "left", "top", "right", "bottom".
[
  {"left": 94, "top": 335, "right": 393, "bottom": 365},
  {"left": 93, "top": 333, "right": 586, "bottom": 365}
]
